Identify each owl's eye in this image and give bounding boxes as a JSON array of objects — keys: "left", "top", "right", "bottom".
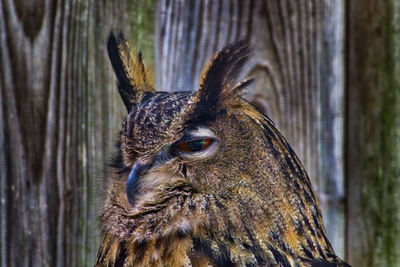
[
  {"left": 172, "top": 127, "right": 219, "bottom": 159},
  {"left": 176, "top": 138, "right": 213, "bottom": 152}
]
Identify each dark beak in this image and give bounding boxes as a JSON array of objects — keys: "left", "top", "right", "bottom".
[
  {"left": 126, "top": 160, "right": 152, "bottom": 206},
  {"left": 126, "top": 147, "right": 174, "bottom": 206}
]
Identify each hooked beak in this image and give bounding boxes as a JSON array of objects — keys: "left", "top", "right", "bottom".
[
  {"left": 126, "top": 145, "right": 175, "bottom": 206},
  {"left": 126, "top": 159, "right": 153, "bottom": 206}
]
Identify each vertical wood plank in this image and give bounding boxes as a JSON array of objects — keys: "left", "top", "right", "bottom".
[
  {"left": 155, "top": 0, "right": 346, "bottom": 257},
  {"left": 346, "top": 1, "right": 400, "bottom": 266},
  {"left": 0, "top": 0, "right": 155, "bottom": 266}
]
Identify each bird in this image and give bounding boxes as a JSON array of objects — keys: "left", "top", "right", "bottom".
[{"left": 95, "top": 32, "right": 350, "bottom": 267}]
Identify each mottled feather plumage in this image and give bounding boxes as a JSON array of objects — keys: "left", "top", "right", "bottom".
[{"left": 96, "top": 32, "right": 350, "bottom": 267}]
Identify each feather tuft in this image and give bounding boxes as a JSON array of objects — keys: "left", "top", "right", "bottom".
[
  {"left": 190, "top": 39, "right": 253, "bottom": 120},
  {"left": 107, "top": 31, "right": 154, "bottom": 111}
]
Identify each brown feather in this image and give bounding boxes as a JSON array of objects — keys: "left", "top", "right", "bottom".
[{"left": 107, "top": 32, "right": 154, "bottom": 111}]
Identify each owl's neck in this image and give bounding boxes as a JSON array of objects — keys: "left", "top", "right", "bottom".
[{"left": 100, "top": 178, "right": 341, "bottom": 266}]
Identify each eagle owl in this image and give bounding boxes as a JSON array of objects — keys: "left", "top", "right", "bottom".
[{"left": 96, "top": 32, "right": 350, "bottom": 267}]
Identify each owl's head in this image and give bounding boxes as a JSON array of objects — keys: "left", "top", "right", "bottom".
[
  {"left": 101, "top": 32, "right": 342, "bottom": 265},
  {"left": 108, "top": 32, "right": 265, "bottom": 205}
]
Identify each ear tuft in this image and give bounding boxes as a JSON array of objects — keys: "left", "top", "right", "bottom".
[
  {"left": 107, "top": 32, "right": 154, "bottom": 112},
  {"left": 192, "top": 39, "right": 253, "bottom": 117}
]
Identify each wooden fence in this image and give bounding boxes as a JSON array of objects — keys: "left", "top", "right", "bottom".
[{"left": 0, "top": 0, "right": 399, "bottom": 266}]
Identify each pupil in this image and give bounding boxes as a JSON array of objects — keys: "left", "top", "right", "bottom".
[{"left": 187, "top": 140, "right": 205, "bottom": 152}]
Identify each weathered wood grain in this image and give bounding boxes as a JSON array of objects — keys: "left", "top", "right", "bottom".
[
  {"left": 346, "top": 1, "right": 400, "bottom": 266},
  {"left": 155, "top": 0, "right": 345, "bottom": 258},
  {"left": 0, "top": 0, "right": 155, "bottom": 266}
]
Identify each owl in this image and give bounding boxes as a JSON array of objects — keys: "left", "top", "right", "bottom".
[{"left": 95, "top": 32, "right": 350, "bottom": 267}]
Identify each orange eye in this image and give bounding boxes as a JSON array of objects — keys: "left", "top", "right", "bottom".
[{"left": 176, "top": 138, "right": 213, "bottom": 152}]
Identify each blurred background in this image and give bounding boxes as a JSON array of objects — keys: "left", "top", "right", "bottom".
[{"left": 0, "top": 0, "right": 399, "bottom": 266}]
